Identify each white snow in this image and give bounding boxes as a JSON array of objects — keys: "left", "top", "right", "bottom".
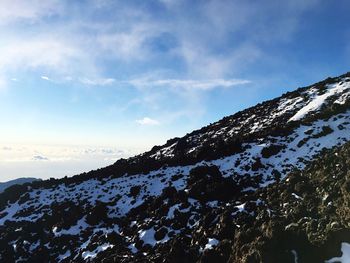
[
  {"left": 277, "top": 97, "right": 304, "bottom": 116},
  {"left": 138, "top": 226, "right": 170, "bottom": 247},
  {"left": 204, "top": 238, "right": 219, "bottom": 250},
  {"left": 235, "top": 203, "right": 246, "bottom": 212},
  {"left": 166, "top": 204, "right": 191, "bottom": 219},
  {"left": 139, "top": 227, "right": 157, "bottom": 246},
  {"left": 291, "top": 250, "right": 298, "bottom": 263},
  {"left": 292, "top": 193, "right": 302, "bottom": 200},
  {"left": 325, "top": 242, "right": 350, "bottom": 263},
  {"left": 233, "top": 203, "right": 246, "bottom": 215},
  {"left": 53, "top": 217, "right": 89, "bottom": 237},
  {"left": 289, "top": 81, "right": 350, "bottom": 121},
  {"left": 128, "top": 243, "right": 138, "bottom": 253},
  {"left": 29, "top": 240, "right": 40, "bottom": 252},
  {"left": 150, "top": 142, "right": 177, "bottom": 159},
  {"left": 82, "top": 243, "right": 114, "bottom": 260},
  {"left": 57, "top": 250, "right": 71, "bottom": 261},
  {"left": 207, "top": 201, "right": 218, "bottom": 207},
  {"left": 335, "top": 92, "right": 350, "bottom": 104},
  {"left": 166, "top": 204, "right": 180, "bottom": 219}
]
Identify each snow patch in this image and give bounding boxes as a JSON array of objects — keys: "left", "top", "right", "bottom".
[
  {"left": 289, "top": 81, "right": 350, "bottom": 121},
  {"left": 325, "top": 242, "right": 350, "bottom": 263},
  {"left": 57, "top": 250, "right": 71, "bottom": 261},
  {"left": 204, "top": 238, "right": 219, "bottom": 250},
  {"left": 82, "top": 243, "right": 114, "bottom": 260}
]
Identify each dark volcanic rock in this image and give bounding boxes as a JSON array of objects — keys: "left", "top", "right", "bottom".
[{"left": 187, "top": 165, "right": 240, "bottom": 202}]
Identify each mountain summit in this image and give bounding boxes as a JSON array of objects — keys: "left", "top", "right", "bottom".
[{"left": 1, "top": 72, "right": 350, "bottom": 262}]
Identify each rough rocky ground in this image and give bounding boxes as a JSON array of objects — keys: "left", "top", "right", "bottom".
[
  {"left": 96, "top": 142, "right": 350, "bottom": 262},
  {"left": 1, "top": 73, "right": 350, "bottom": 262}
]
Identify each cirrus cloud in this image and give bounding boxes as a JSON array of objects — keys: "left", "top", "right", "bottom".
[
  {"left": 127, "top": 77, "right": 250, "bottom": 91},
  {"left": 0, "top": 0, "right": 321, "bottom": 90},
  {"left": 79, "top": 77, "right": 116, "bottom": 86},
  {"left": 0, "top": 0, "right": 62, "bottom": 24}
]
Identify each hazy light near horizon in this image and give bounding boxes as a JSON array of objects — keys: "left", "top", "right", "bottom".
[{"left": 0, "top": 144, "right": 142, "bottom": 182}]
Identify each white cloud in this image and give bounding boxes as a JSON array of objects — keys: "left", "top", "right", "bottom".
[
  {"left": 120, "top": 75, "right": 251, "bottom": 126},
  {"left": 0, "top": 0, "right": 321, "bottom": 125},
  {"left": 0, "top": 144, "right": 142, "bottom": 181},
  {"left": 0, "top": 144, "right": 140, "bottom": 164},
  {"left": 0, "top": 38, "right": 82, "bottom": 72},
  {"left": 98, "top": 32, "right": 145, "bottom": 61},
  {"left": 96, "top": 22, "right": 159, "bottom": 61},
  {"left": 0, "top": 0, "right": 319, "bottom": 89},
  {"left": 41, "top": 76, "right": 51, "bottom": 81},
  {"left": 136, "top": 117, "right": 160, "bottom": 126},
  {"left": 167, "top": 0, "right": 320, "bottom": 78},
  {"left": 2, "top": 146, "right": 12, "bottom": 151},
  {"left": 0, "top": 36, "right": 100, "bottom": 89},
  {"left": 32, "top": 155, "right": 49, "bottom": 161},
  {"left": 0, "top": 0, "right": 62, "bottom": 24},
  {"left": 127, "top": 77, "right": 250, "bottom": 91},
  {"left": 79, "top": 78, "right": 116, "bottom": 86},
  {"left": 179, "top": 43, "right": 262, "bottom": 78}
]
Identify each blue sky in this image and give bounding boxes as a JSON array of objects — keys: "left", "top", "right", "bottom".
[{"left": 1, "top": 0, "right": 350, "bottom": 180}]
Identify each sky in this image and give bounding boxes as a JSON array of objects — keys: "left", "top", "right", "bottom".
[{"left": 1, "top": 0, "right": 350, "bottom": 181}]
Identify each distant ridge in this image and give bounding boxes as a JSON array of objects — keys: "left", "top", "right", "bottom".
[{"left": 0, "top": 177, "right": 40, "bottom": 193}]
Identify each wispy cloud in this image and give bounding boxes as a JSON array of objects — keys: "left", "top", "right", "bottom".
[
  {"left": 79, "top": 77, "right": 116, "bottom": 86},
  {"left": 0, "top": 0, "right": 325, "bottom": 147},
  {"left": 41, "top": 76, "right": 51, "bottom": 81},
  {"left": 0, "top": 144, "right": 140, "bottom": 163},
  {"left": 2, "top": 146, "right": 12, "bottom": 151},
  {"left": 0, "top": 0, "right": 62, "bottom": 24},
  {"left": 127, "top": 77, "right": 250, "bottom": 90},
  {"left": 0, "top": 38, "right": 83, "bottom": 72},
  {"left": 0, "top": 0, "right": 319, "bottom": 89},
  {"left": 96, "top": 24, "right": 157, "bottom": 61},
  {"left": 0, "top": 144, "right": 142, "bottom": 181},
  {"left": 32, "top": 155, "right": 49, "bottom": 161},
  {"left": 136, "top": 117, "right": 160, "bottom": 126}
]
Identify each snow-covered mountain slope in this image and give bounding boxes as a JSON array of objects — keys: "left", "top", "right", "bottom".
[{"left": 1, "top": 72, "right": 350, "bottom": 262}]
